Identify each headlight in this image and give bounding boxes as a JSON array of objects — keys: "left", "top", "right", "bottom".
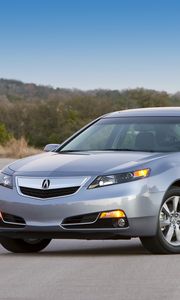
[
  {"left": 0, "top": 172, "right": 13, "bottom": 189},
  {"left": 88, "top": 168, "right": 150, "bottom": 189}
]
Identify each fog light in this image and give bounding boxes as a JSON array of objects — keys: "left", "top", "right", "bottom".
[
  {"left": 117, "top": 218, "right": 126, "bottom": 227},
  {"left": 100, "top": 210, "right": 125, "bottom": 219},
  {"left": 112, "top": 218, "right": 126, "bottom": 228}
]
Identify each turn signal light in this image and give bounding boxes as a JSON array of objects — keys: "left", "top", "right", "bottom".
[
  {"left": 99, "top": 209, "right": 125, "bottom": 219},
  {"left": 133, "top": 169, "right": 150, "bottom": 178}
]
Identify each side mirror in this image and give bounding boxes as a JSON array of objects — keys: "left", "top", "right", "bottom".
[{"left": 44, "top": 144, "right": 61, "bottom": 152}]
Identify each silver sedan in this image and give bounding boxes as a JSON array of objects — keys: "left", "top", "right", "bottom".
[{"left": 1, "top": 107, "right": 180, "bottom": 254}]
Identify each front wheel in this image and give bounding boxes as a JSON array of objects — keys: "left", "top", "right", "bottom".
[
  {"left": 140, "top": 188, "right": 180, "bottom": 254},
  {"left": 0, "top": 237, "right": 51, "bottom": 253}
]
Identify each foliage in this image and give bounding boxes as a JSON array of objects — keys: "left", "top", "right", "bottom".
[
  {"left": 0, "top": 137, "right": 40, "bottom": 158},
  {"left": 0, "top": 79, "right": 180, "bottom": 148},
  {"left": 0, "top": 122, "right": 11, "bottom": 145}
]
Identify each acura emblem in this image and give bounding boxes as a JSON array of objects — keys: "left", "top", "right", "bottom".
[{"left": 42, "top": 179, "right": 50, "bottom": 189}]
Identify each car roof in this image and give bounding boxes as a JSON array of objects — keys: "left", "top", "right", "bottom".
[{"left": 104, "top": 107, "right": 180, "bottom": 118}]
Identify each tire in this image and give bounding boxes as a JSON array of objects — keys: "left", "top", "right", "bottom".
[
  {"left": 0, "top": 237, "right": 51, "bottom": 253},
  {"left": 140, "top": 188, "right": 180, "bottom": 254}
]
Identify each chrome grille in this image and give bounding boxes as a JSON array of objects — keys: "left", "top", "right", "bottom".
[{"left": 16, "top": 176, "right": 89, "bottom": 199}]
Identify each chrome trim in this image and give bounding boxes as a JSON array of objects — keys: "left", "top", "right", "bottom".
[
  {"left": 15, "top": 176, "right": 90, "bottom": 199},
  {"left": 16, "top": 176, "right": 89, "bottom": 189},
  {"left": 59, "top": 224, "right": 129, "bottom": 231}
]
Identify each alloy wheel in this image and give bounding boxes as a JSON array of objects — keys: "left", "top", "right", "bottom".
[{"left": 160, "top": 195, "right": 180, "bottom": 246}]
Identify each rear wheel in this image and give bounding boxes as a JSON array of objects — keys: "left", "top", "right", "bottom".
[
  {"left": 0, "top": 237, "right": 51, "bottom": 253},
  {"left": 140, "top": 188, "right": 180, "bottom": 254}
]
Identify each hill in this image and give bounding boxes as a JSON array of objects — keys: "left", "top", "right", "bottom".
[{"left": 0, "top": 78, "right": 180, "bottom": 148}]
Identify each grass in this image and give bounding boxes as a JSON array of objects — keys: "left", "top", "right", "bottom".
[{"left": 0, "top": 137, "right": 41, "bottom": 159}]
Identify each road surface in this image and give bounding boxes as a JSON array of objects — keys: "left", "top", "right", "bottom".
[{"left": 0, "top": 158, "right": 180, "bottom": 300}]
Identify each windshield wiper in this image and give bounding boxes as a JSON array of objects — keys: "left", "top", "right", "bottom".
[
  {"left": 103, "top": 149, "right": 135, "bottom": 151},
  {"left": 59, "top": 150, "right": 88, "bottom": 153},
  {"left": 103, "top": 149, "right": 156, "bottom": 152},
  {"left": 59, "top": 149, "right": 157, "bottom": 153},
  {"left": 60, "top": 150, "right": 80, "bottom": 153}
]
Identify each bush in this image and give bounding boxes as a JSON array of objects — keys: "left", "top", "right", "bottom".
[
  {"left": 0, "top": 123, "right": 11, "bottom": 145},
  {"left": 0, "top": 137, "right": 41, "bottom": 158}
]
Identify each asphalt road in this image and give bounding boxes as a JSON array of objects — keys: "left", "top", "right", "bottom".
[{"left": 0, "top": 158, "right": 180, "bottom": 300}]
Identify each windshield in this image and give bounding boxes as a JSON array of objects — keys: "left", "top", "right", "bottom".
[{"left": 59, "top": 117, "right": 180, "bottom": 153}]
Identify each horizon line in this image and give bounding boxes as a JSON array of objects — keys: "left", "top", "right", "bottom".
[{"left": 0, "top": 77, "right": 180, "bottom": 95}]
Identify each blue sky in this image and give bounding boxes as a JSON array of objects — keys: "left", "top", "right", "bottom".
[{"left": 0, "top": 0, "right": 180, "bottom": 92}]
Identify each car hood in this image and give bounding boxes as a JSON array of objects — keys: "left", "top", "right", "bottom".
[{"left": 7, "top": 151, "right": 169, "bottom": 177}]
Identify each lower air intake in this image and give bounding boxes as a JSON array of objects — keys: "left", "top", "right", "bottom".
[
  {"left": 2, "top": 213, "right": 25, "bottom": 224},
  {"left": 63, "top": 212, "right": 99, "bottom": 225}
]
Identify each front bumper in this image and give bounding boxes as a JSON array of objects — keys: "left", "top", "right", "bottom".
[{"left": 0, "top": 178, "right": 164, "bottom": 239}]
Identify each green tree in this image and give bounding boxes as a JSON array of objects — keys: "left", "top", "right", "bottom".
[{"left": 0, "top": 123, "right": 11, "bottom": 145}]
